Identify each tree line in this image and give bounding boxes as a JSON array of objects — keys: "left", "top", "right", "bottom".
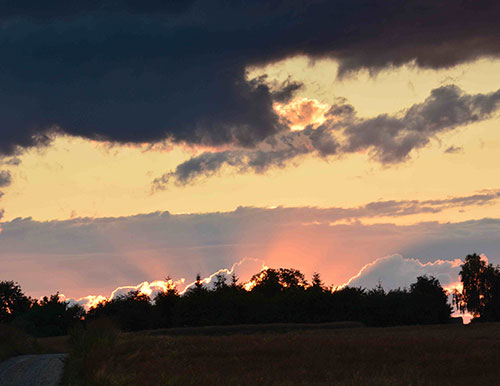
[{"left": 1, "top": 254, "right": 498, "bottom": 336}]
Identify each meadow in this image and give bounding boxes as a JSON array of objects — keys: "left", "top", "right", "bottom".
[
  {"left": 0, "top": 324, "right": 68, "bottom": 361},
  {"left": 63, "top": 322, "right": 500, "bottom": 386},
  {"left": 0, "top": 325, "right": 40, "bottom": 362}
]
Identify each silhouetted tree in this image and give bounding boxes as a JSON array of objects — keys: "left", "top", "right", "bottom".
[
  {"left": 251, "top": 268, "right": 307, "bottom": 295},
  {"left": 365, "top": 283, "right": 389, "bottom": 326},
  {"left": 14, "top": 293, "right": 84, "bottom": 337},
  {"left": 279, "top": 268, "right": 307, "bottom": 290},
  {"left": 186, "top": 274, "right": 208, "bottom": 296},
  {"left": 410, "top": 275, "right": 452, "bottom": 324},
  {"left": 213, "top": 273, "right": 228, "bottom": 291},
  {"left": 153, "top": 278, "right": 179, "bottom": 328},
  {"left": 0, "top": 280, "right": 32, "bottom": 323},
  {"left": 87, "top": 291, "right": 153, "bottom": 331},
  {"left": 304, "top": 273, "right": 329, "bottom": 322},
  {"left": 230, "top": 273, "right": 239, "bottom": 288},
  {"left": 1, "top": 264, "right": 461, "bottom": 334},
  {"left": 178, "top": 274, "right": 212, "bottom": 326},
  {"left": 454, "top": 253, "right": 500, "bottom": 321},
  {"left": 310, "top": 272, "right": 324, "bottom": 290},
  {"left": 330, "top": 286, "right": 366, "bottom": 322},
  {"left": 250, "top": 268, "right": 282, "bottom": 297}
]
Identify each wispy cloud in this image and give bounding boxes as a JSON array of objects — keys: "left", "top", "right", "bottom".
[{"left": 154, "top": 85, "right": 500, "bottom": 189}]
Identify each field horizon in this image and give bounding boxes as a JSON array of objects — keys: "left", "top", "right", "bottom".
[{"left": 60, "top": 320, "right": 500, "bottom": 386}]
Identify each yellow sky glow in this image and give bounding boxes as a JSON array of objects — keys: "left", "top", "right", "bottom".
[{"left": 1, "top": 57, "right": 500, "bottom": 223}]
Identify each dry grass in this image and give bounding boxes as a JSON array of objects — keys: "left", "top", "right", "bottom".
[
  {"left": 64, "top": 322, "right": 500, "bottom": 386},
  {"left": 148, "top": 321, "right": 364, "bottom": 336},
  {"left": 0, "top": 325, "right": 39, "bottom": 361},
  {"left": 0, "top": 325, "right": 70, "bottom": 363},
  {"left": 37, "top": 334, "right": 70, "bottom": 353}
]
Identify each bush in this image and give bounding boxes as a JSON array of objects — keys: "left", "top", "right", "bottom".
[
  {"left": 0, "top": 324, "right": 39, "bottom": 361},
  {"left": 63, "top": 318, "right": 120, "bottom": 385}
]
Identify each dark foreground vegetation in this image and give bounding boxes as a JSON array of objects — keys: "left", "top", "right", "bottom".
[
  {"left": 62, "top": 321, "right": 500, "bottom": 386},
  {"left": 1, "top": 270, "right": 453, "bottom": 339},
  {"left": 0, "top": 324, "right": 69, "bottom": 362},
  {"left": 2, "top": 254, "right": 500, "bottom": 341},
  {"left": 85, "top": 271, "right": 453, "bottom": 331},
  {"left": 0, "top": 324, "right": 39, "bottom": 362}
]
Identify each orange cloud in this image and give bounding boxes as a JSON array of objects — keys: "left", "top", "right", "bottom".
[
  {"left": 274, "top": 97, "right": 330, "bottom": 131},
  {"left": 69, "top": 257, "right": 266, "bottom": 310}
]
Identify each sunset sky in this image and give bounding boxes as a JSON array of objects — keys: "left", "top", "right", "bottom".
[{"left": 0, "top": 1, "right": 499, "bottom": 308}]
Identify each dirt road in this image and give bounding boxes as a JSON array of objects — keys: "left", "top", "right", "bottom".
[{"left": 0, "top": 353, "right": 67, "bottom": 386}]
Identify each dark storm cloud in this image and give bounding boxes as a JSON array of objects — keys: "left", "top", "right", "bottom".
[
  {"left": 0, "top": 0, "right": 196, "bottom": 19},
  {"left": 154, "top": 86, "right": 500, "bottom": 188},
  {"left": 0, "top": 0, "right": 499, "bottom": 156}
]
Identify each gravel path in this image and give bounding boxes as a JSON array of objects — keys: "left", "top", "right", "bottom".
[{"left": 0, "top": 354, "right": 67, "bottom": 386}]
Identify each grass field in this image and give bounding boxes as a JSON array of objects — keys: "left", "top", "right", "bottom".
[
  {"left": 0, "top": 325, "right": 69, "bottom": 362},
  {"left": 0, "top": 325, "right": 39, "bottom": 362},
  {"left": 64, "top": 322, "right": 500, "bottom": 386}
]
